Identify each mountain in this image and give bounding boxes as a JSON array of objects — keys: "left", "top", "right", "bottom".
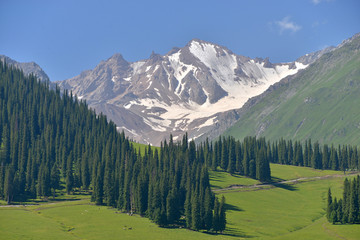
[
  {"left": 57, "top": 39, "right": 331, "bottom": 145},
  {"left": 0, "top": 55, "right": 50, "bottom": 83},
  {"left": 222, "top": 33, "right": 360, "bottom": 145}
]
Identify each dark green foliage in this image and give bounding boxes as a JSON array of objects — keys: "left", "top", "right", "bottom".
[
  {"left": 0, "top": 61, "right": 226, "bottom": 231},
  {"left": 212, "top": 195, "right": 226, "bottom": 233},
  {"left": 212, "top": 197, "right": 220, "bottom": 233},
  {"left": 212, "top": 136, "right": 271, "bottom": 182},
  {"left": 217, "top": 134, "right": 359, "bottom": 180},
  {"left": 327, "top": 176, "right": 360, "bottom": 224},
  {"left": 327, "top": 188, "right": 332, "bottom": 220},
  {"left": 219, "top": 195, "right": 226, "bottom": 233},
  {"left": 50, "top": 163, "right": 60, "bottom": 197}
]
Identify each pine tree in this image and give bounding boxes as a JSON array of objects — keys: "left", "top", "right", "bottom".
[
  {"left": 342, "top": 178, "right": 350, "bottom": 223},
  {"left": 311, "top": 142, "right": 321, "bottom": 169},
  {"left": 327, "top": 188, "right": 333, "bottom": 220},
  {"left": 220, "top": 138, "right": 228, "bottom": 170},
  {"left": 219, "top": 195, "right": 226, "bottom": 233},
  {"left": 166, "top": 189, "right": 176, "bottom": 223},
  {"left": 50, "top": 163, "right": 60, "bottom": 198},
  {"left": 249, "top": 160, "right": 256, "bottom": 179},
  {"left": 348, "top": 179, "right": 359, "bottom": 223},
  {"left": 212, "top": 197, "right": 220, "bottom": 233},
  {"left": 337, "top": 198, "right": 343, "bottom": 224},
  {"left": 65, "top": 152, "right": 74, "bottom": 194},
  {"left": 203, "top": 187, "right": 213, "bottom": 231},
  {"left": 329, "top": 197, "right": 338, "bottom": 224},
  {"left": 4, "top": 165, "right": 14, "bottom": 204},
  {"left": 227, "top": 139, "right": 235, "bottom": 174},
  {"left": 191, "top": 192, "right": 201, "bottom": 230},
  {"left": 81, "top": 155, "right": 90, "bottom": 190}
]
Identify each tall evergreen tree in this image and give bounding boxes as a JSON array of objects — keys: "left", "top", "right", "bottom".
[{"left": 219, "top": 195, "right": 227, "bottom": 233}]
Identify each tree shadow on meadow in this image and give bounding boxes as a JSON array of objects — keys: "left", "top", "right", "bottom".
[
  {"left": 270, "top": 176, "right": 285, "bottom": 183},
  {"left": 202, "top": 225, "right": 255, "bottom": 238},
  {"left": 270, "top": 182, "right": 298, "bottom": 191},
  {"left": 225, "top": 202, "right": 243, "bottom": 212}
]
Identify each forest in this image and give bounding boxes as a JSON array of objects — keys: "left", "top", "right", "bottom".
[
  {"left": 1, "top": 60, "right": 360, "bottom": 232},
  {"left": 327, "top": 176, "right": 360, "bottom": 224},
  {"left": 210, "top": 136, "right": 359, "bottom": 178},
  {"left": 0, "top": 62, "right": 225, "bottom": 232}
]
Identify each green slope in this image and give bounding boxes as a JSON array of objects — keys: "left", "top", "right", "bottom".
[
  {"left": 2, "top": 165, "right": 359, "bottom": 240},
  {"left": 224, "top": 34, "right": 360, "bottom": 145}
]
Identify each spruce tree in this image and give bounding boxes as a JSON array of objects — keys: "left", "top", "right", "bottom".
[
  {"left": 203, "top": 187, "right": 213, "bottom": 231},
  {"left": 327, "top": 188, "right": 333, "bottom": 220},
  {"left": 191, "top": 193, "right": 201, "bottom": 230},
  {"left": 65, "top": 153, "right": 74, "bottom": 194},
  {"left": 219, "top": 195, "right": 227, "bottom": 233},
  {"left": 227, "top": 139, "right": 236, "bottom": 174},
  {"left": 212, "top": 197, "right": 220, "bottom": 233},
  {"left": 50, "top": 163, "right": 60, "bottom": 198}
]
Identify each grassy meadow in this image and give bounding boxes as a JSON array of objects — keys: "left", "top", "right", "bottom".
[{"left": 1, "top": 164, "right": 359, "bottom": 240}]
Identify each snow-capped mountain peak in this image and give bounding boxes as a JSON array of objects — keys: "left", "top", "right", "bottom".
[{"left": 57, "top": 39, "right": 326, "bottom": 145}]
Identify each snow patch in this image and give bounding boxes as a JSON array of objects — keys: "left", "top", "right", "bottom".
[
  {"left": 131, "top": 61, "right": 145, "bottom": 75},
  {"left": 168, "top": 50, "right": 197, "bottom": 95},
  {"left": 197, "top": 117, "right": 217, "bottom": 129},
  {"left": 143, "top": 117, "right": 167, "bottom": 132},
  {"left": 153, "top": 65, "right": 160, "bottom": 73},
  {"left": 189, "top": 41, "right": 238, "bottom": 94},
  {"left": 111, "top": 76, "right": 119, "bottom": 83}
]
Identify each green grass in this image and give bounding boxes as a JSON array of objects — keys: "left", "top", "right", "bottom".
[
  {"left": 209, "top": 164, "right": 342, "bottom": 190},
  {"left": 220, "top": 175, "right": 358, "bottom": 239},
  {"left": 1, "top": 164, "right": 359, "bottom": 240},
  {"left": 0, "top": 200, "right": 226, "bottom": 240},
  {"left": 209, "top": 170, "right": 259, "bottom": 189},
  {"left": 270, "top": 163, "right": 341, "bottom": 182}
]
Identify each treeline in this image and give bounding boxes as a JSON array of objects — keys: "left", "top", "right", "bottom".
[
  {"left": 270, "top": 139, "right": 359, "bottom": 171},
  {"left": 327, "top": 176, "right": 360, "bottom": 224},
  {"left": 92, "top": 133, "right": 227, "bottom": 231},
  {"left": 0, "top": 61, "right": 226, "bottom": 232},
  {"left": 208, "top": 136, "right": 359, "bottom": 181},
  {"left": 208, "top": 136, "right": 271, "bottom": 182}
]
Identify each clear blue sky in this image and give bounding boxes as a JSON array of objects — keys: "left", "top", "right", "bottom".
[{"left": 0, "top": 0, "right": 359, "bottom": 81}]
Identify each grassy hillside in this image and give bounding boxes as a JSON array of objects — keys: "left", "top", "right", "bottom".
[
  {"left": 2, "top": 165, "right": 359, "bottom": 240},
  {"left": 223, "top": 34, "right": 360, "bottom": 145}
]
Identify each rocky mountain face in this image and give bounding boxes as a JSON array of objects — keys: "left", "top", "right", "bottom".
[
  {"left": 0, "top": 55, "right": 50, "bottom": 83},
  {"left": 222, "top": 33, "right": 360, "bottom": 145},
  {"left": 57, "top": 39, "right": 332, "bottom": 145}
]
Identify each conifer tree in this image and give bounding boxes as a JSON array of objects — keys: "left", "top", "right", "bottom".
[
  {"left": 212, "top": 197, "right": 220, "bottom": 233},
  {"left": 191, "top": 192, "right": 201, "bottom": 230},
  {"left": 203, "top": 186, "right": 213, "bottom": 231},
  {"left": 327, "top": 188, "right": 333, "bottom": 220},
  {"left": 65, "top": 152, "right": 74, "bottom": 194},
  {"left": 227, "top": 139, "right": 236, "bottom": 174},
  {"left": 50, "top": 163, "right": 60, "bottom": 197},
  {"left": 219, "top": 195, "right": 227, "bottom": 233}
]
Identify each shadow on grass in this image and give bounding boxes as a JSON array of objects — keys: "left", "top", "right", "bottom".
[
  {"left": 202, "top": 225, "right": 255, "bottom": 238},
  {"left": 271, "top": 182, "right": 298, "bottom": 191},
  {"left": 271, "top": 176, "right": 285, "bottom": 183},
  {"left": 50, "top": 198, "right": 83, "bottom": 202},
  {"left": 225, "top": 202, "right": 243, "bottom": 212}
]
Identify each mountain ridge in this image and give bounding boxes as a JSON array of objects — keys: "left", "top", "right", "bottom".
[
  {"left": 0, "top": 55, "right": 50, "bottom": 83},
  {"left": 222, "top": 33, "right": 360, "bottom": 145},
  {"left": 56, "top": 38, "right": 335, "bottom": 145}
]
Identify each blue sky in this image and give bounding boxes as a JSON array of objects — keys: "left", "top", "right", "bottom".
[{"left": 0, "top": 0, "right": 359, "bottom": 81}]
